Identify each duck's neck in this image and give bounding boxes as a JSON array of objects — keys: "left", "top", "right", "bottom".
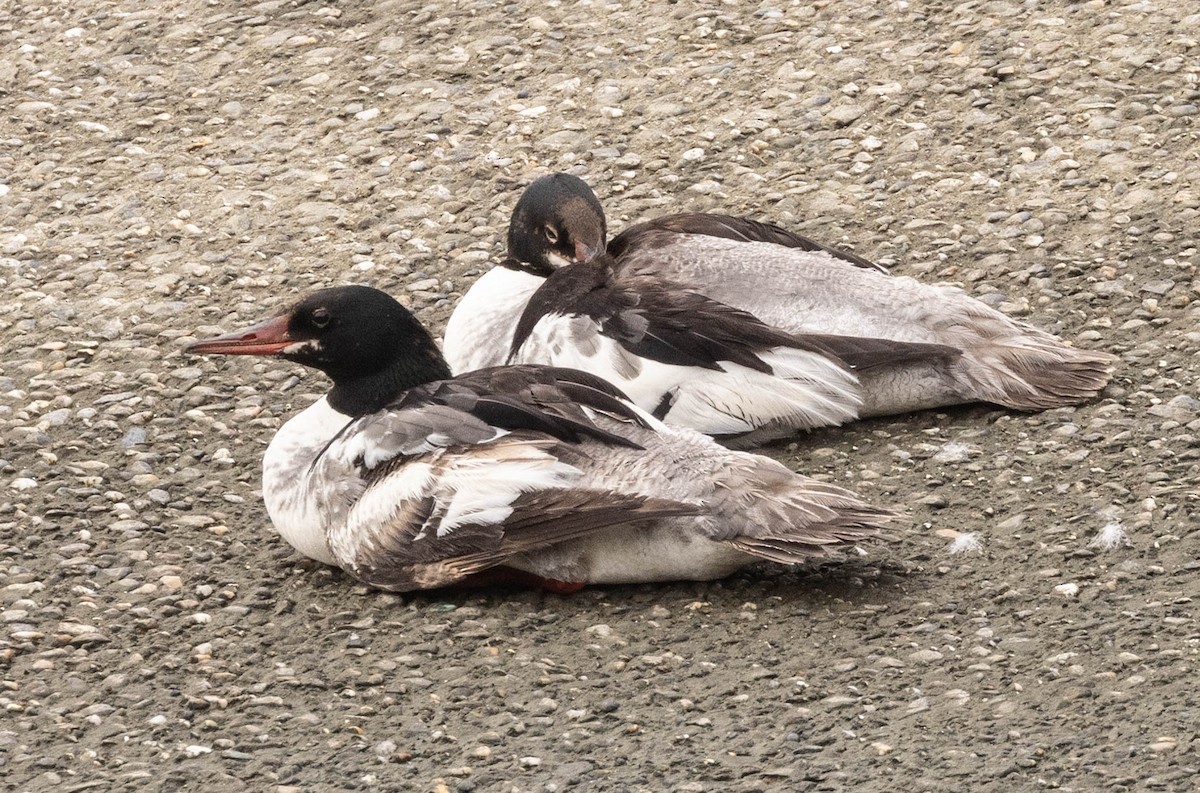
[
  {"left": 326, "top": 349, "right": 452, "bottom": 417},
  {"left": 500, "top": 255, "right": 553, "bottom": 278}
]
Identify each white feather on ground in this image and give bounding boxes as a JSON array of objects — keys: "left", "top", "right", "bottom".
[
  {"left": 1088, "top": 521, "right": 1129, "bottom": 550},
  {"left": 946, "top": 532, "right": 985, "bottom": 555}
]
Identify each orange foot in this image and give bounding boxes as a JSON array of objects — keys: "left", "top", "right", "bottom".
[{"left": 539, "top": 578, "right": 586, "bottom": 595}]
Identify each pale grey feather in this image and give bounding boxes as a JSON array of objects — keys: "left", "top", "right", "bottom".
[{"left": 616, "top": 235, "right": 1116, "bottom": 412}]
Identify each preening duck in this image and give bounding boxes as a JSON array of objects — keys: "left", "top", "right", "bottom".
[
  {"left": 442, "top": 173, "right": 1116, "bottom": 421},
  {"left": 504, "top": 254, "right": 961, "bottom": 446},
  {"left": 185, "top": 286, "right": 894, "bottom": 592}
]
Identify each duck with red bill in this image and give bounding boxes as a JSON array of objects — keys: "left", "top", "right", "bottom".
[{"left": 183, "top": 285, "right": 895, "bottom": 593}]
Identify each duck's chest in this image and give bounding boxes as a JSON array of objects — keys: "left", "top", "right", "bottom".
[
  {"left": 261, "top": 397, "right": 352, "bottom": 566},
  {"left": 442, "top": 266, "right": 544, "bottom": 373}
]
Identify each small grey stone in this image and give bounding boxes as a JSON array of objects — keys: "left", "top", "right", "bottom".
[{"left": 824, "top": 104, "right": 867, "bottom": 126}]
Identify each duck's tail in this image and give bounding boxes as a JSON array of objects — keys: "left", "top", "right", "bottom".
[
  {"left": 711, "top": 451, "right": 899, "bottom": 563},
  {"left": 955, "top": 322, "right": 1117, "bottom": 410}
]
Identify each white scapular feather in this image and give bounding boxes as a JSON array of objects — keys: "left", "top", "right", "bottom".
[{"left": 435, "top": 456, "right": 583, "bottom": 534}]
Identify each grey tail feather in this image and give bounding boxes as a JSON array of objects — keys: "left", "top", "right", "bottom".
[
  {"left": 980, "top": 343, "right": 1117, "bottom": 411},
  {"left": 726, "top": 507, "right": 900, "bottom": 565}
]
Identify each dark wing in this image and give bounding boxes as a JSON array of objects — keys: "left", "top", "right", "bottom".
[
  {"left": 511, "top": 258, "right": 816, "bottom": 373},
  {"left": 510, "top": 259, "right": 960, "bottom": 378},
  {"left": 393, "top": 364, "right": 652, "bottom": 449},
  {"left": 608, "top": 212, "right": 888, "bottom": 274},
  {"left": 785, "top": 333, "right": 962, "bottom": 372}
]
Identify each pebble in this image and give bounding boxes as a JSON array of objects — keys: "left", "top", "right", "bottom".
[
  {"left": 407, "top": 278, "right": 441, "bottom": 292},
  {"left": 120, "top": 428, "right": 147, "bottom": 448},
  {"left": 910, "top": 649, "right": 945, "bottom": 663},
  {"left": 824, "top": 104, "right": 867, "bottom": 126}
]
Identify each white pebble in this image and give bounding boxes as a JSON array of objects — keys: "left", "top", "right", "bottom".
[
  {"left": 681, "top": 147, "right": 706, "bottom": 161},
  {"left": 183, "top": 745, "right": 211, "bottom": 757},
  {"left": 1054, "top": 583, "right": 1080, "bottom": 598},
  {"left": 9, "top": 478, "right": 37, "bottom": 490}
]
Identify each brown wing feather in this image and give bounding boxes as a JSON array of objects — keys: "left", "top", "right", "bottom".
[
  {"left": 774, "top": 332, "right": 963, "bottom": 372},
  {"left": 392, "top": 365, "right": 649, "bottom": 449},
  {"left": 350, "top": 485, "right": 699, "bottom": 592}
]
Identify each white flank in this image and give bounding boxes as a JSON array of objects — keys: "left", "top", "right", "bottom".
[{"left": 442, "top": 267, "right": 544, "bottom": 373}]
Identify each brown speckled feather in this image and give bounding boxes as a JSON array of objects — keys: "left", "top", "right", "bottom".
[{"left": 346, "top": 440, "right": 700, "bottom": 592}]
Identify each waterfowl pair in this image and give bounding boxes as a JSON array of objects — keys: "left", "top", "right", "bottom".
[
  {"left": 185, "top": 286, "right": 894, "bottom": 592},
  {"left": 443, "top": 174, "right": 1116, "bottom": 445}
]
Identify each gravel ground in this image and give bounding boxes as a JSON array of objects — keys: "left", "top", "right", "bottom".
[{"left": 3, "top": 0, "right": 1199, "bottom": 791}]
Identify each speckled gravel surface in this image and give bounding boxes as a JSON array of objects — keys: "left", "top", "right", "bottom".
[{"left": 3, "top": 1, "right": 1199, "bottom": 791}]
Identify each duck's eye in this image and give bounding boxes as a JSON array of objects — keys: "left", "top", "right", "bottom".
[
  {"left": 310, "top": 308, "right": 331, "bottom": 329},
  {"left": 543, "top": 225, "right": 559, "bottom": 244}
]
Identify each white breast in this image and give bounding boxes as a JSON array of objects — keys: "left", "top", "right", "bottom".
[
  {"left": 261, "top": 396, "right": 353, "bottom": 565},
  {"left": 442, "top": 266, "right": 545, "bottom": 373}
]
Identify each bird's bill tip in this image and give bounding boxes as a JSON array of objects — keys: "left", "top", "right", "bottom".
[
  {"left": 184, "top": 314, "right": 293, "bottom": 356},
  {"left": 573, "top": 240, "right": 600, "bottom": 263}
]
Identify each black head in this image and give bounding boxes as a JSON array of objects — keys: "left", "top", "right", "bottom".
[
  {"left": 506, "top": 173, "right": 607, "bottom": 276},
  {"left": 185, "top": 285, "right": 451, "bottom": 415}
]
